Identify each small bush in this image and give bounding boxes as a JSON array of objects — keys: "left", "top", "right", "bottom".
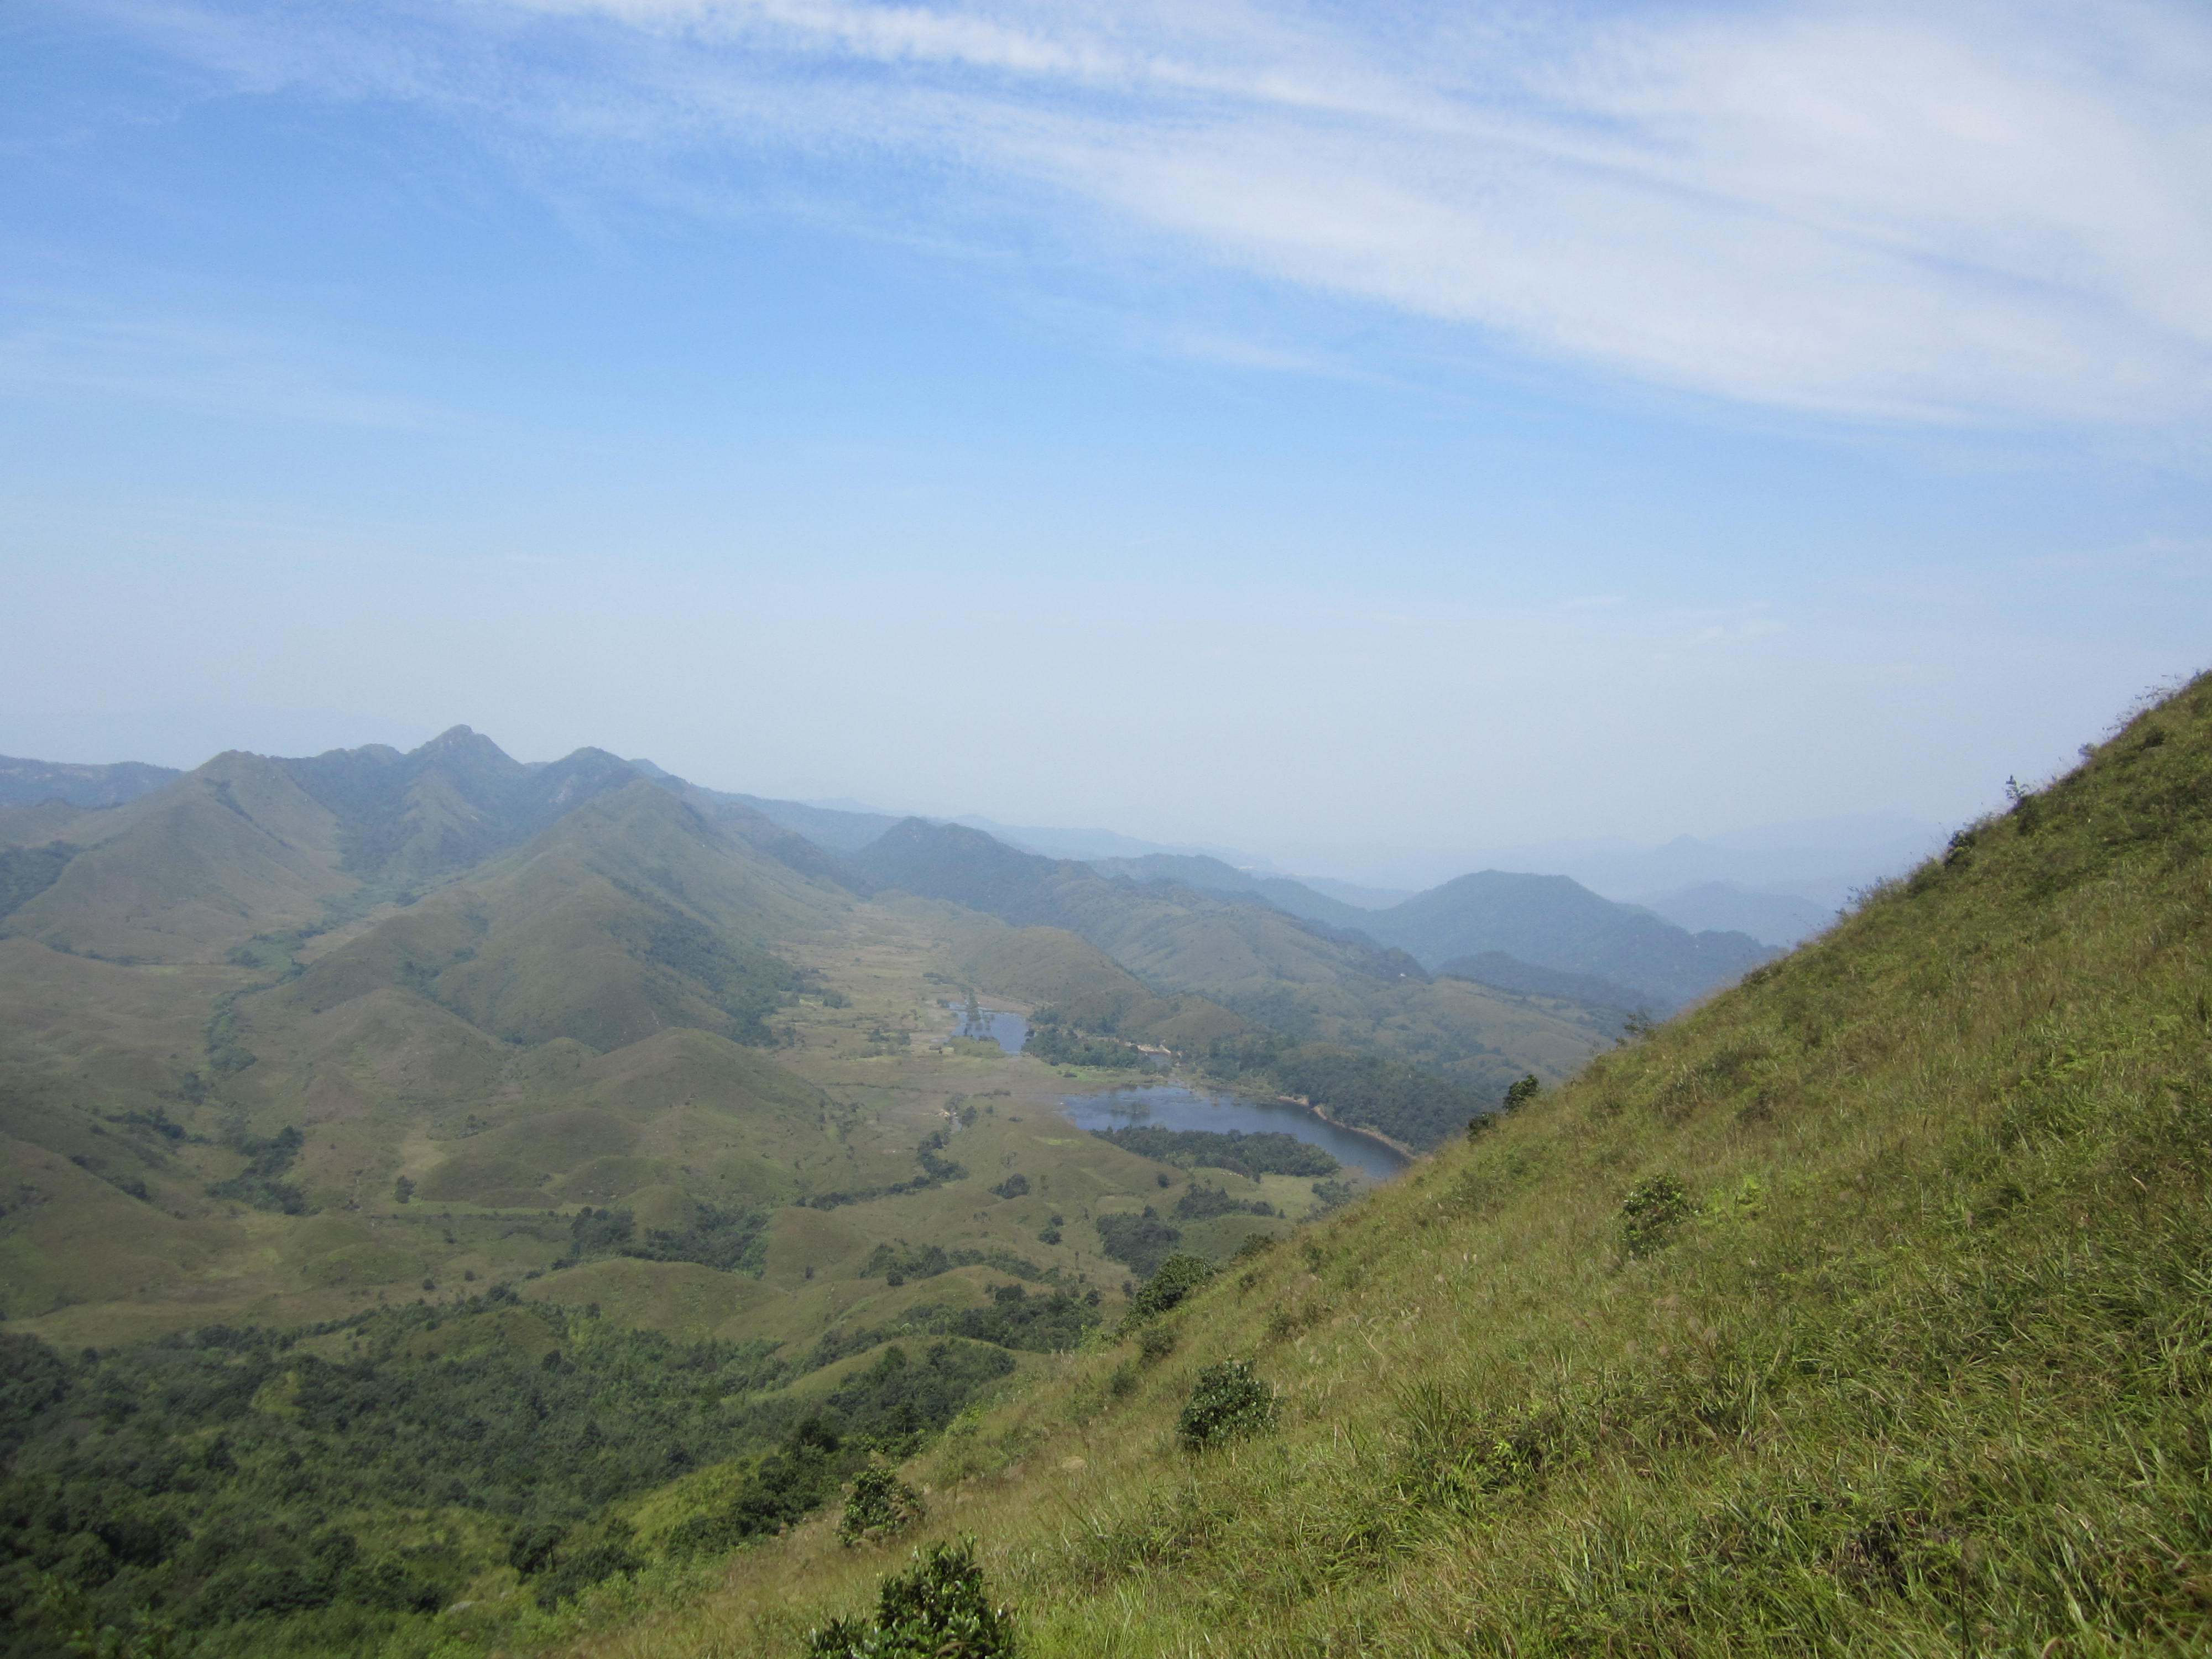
[
  {"left": 1620, "top": 1173, "right": 1697, "bottom": 1258},
  {"left": 1137, "top": 1324, "right": 1176, "bottom": 1365},
  {"left": 804, "top": 1538, "right": 1016, "bottom": 1657},
  {"left": 1177, "top": 1360, "right": 1277, "bottom": 1451},
  {"left": 839, "top": 1465, "right": 927, "bottom": 1546},
  {"left": 533, "top": 1539, "right": 641, "bottom": 1610},
  {"left": 1126, "top": 1253, "right": 1216, "bottom": 1323},
  {"left": 507, "top": 1522, "right": 566, "bottom": 1577}
]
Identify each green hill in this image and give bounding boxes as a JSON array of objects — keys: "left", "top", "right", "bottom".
[
  {"left": 1091, "top": 851, "right": 1775, "bottom": 1013},
  {"left": 568, "top": 672, "right": 2212, "bottom": 1655},
  {"left": 849, "top": 821, "right": 1615, "bottom": 1121},
  {"left": 2, "top": 751, "right": 359, "bottom": 962},
  {"left": 1370, "top": 868, "right": 1776, "bottom": 1006}
]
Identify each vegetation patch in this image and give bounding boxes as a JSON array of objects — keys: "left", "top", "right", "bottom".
[
  {"left": 1126, "top": 1252, "right": 1217, "bottom": 1322},
  {"left": 1192, "top": 1034, "right": 1486, "bottom": 1148},
  {"left": 1087, "top": 1124, "right": 1339, "bottom": 1179},
  {"left": 1093, "top": 1207, "right": 1182, "bottom": 1276},
  {"left": 1023, "top": 1009, "right": 1145, "bottom": 1070},
  {"left": 1175, "top": 1359, "right": 1277, "bottom": 1450},
  {"left": 0, "top": 843, "right": 74, "bottom": 925},
  {"left": 837, "top": 1464, "right": 926, "bottom": 1547},
  {"left": 1618, "top": 1171, "right": 1697, "bottom": 1258},
  {"left": 804, "top": 1539, "right": 1017, "bottom": 1658},
  {"left": 205, "top": 1123, "right": 306, "bottom": 1214},
  {"left": 860, "top": 1243, "right": 1058, "bottom": 1286},
  {"left": 1170, "top": 1182, "right": 1276, "bottom": 1222},
  {"left": 0, "top": 1292, "right": 1024, "bottom": 1654},
  {"left": 565, "top": 1201, "right": 775, "bottom": 1275}
]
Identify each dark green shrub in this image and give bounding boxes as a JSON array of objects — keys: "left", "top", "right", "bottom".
[
  {"left": 1094, "top": 1208, "right": 1182, "bottom": 1275},
  {"left": 1176, "top": 1360, "right": 1277, "bottom": 1450},
  {"left": 1620, "top": 1173, "right": 1696, "bottom": 1258},
  {"left": 838, "top": 1465, "right": 927, "bottom": 1546},
  {"left": 1503, "top": 1074, "right": 1541, "bottom": 1110},
  {"left": 1137, "top": 1324, "right": 1176, "bottom": 1365},
  {"left": 533, "top": 1539, "right": 641, "bottom": 1610},
  {"left": 804, "top": 1538, "right": 1016, "bottom": 1657},
  {"left": 1126, "top": 1252, "right": 1215, "bottom": 1323}
]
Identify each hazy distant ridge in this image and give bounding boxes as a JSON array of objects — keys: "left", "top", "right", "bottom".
[{"left": 0, "top": 753, "right": 180, "bottom": 809}]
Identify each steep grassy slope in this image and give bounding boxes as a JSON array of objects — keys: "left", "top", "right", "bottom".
[{"left": 589, "top": 675, "right": 2212, "bottom": 1656}]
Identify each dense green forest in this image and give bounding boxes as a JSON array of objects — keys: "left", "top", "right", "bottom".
[
  {"left": 1019, "top": 1009, "right": 1147, "bottom": 1070},
  {"left": 0, "top": 1282, "right": 1052, "bottom": 1659}
]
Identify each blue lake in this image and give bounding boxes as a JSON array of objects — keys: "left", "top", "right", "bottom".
[
  {"left": 1055, "top": 1084, "right": 1409, "bottom": 1180},
  {"left": 945, "top": 1003, "right": 1029, "bottom": 1054}
]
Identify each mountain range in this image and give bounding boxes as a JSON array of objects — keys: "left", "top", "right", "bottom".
[
  {"left": 2, "top": 677, "right": 2197, "bottom": 1657},
  {"left": 2, "top": 722, "right": 1689, "bottom": 1352}
]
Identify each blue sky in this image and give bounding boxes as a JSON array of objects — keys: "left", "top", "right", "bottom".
[{"left": 4, "top": 0, "right": 2210, "bottom": 874}]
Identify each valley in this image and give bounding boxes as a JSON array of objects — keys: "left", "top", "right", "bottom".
[{"left": 0, "top": 717, "right": 1983, "bottom": 1659}]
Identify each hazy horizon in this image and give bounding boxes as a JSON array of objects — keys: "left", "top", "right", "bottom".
[
  {"left": 0, "top": 718, "right": 1948, "bottom": 896},
  {"left": 7, "top": 1, "right": 2208, "bottom": 858}
]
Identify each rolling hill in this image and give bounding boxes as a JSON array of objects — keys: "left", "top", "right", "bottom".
[
  {"left": 1090, "top": 850, "right": 1776, "bottom": 1011},
  {"left": 0, "top": 723, "right": 1577, "bottom": 1369}
]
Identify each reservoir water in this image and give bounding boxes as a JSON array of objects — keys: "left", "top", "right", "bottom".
[
  {"left": 946, "top": 1003, "right": 1029, "bottom": 1054},
  {"left": 1056, "top": 1084, "right": 1409, "bottom": 1180}
]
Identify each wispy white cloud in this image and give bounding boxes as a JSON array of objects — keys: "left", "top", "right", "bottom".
[{"left": 84, "top": 0, "right": 2212, "bottom": 426}]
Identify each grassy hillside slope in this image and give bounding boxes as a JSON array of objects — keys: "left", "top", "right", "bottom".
[
  {"left": 2, "top": 753, "right": 358, "bottom": 962},
  {"left": 596, "top": 675, "right": 2212, "bottom": 1656}
]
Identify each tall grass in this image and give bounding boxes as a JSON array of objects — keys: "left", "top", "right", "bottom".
[{"left": 557, "top": 675, "right": 2212, "bottom": 1657}]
